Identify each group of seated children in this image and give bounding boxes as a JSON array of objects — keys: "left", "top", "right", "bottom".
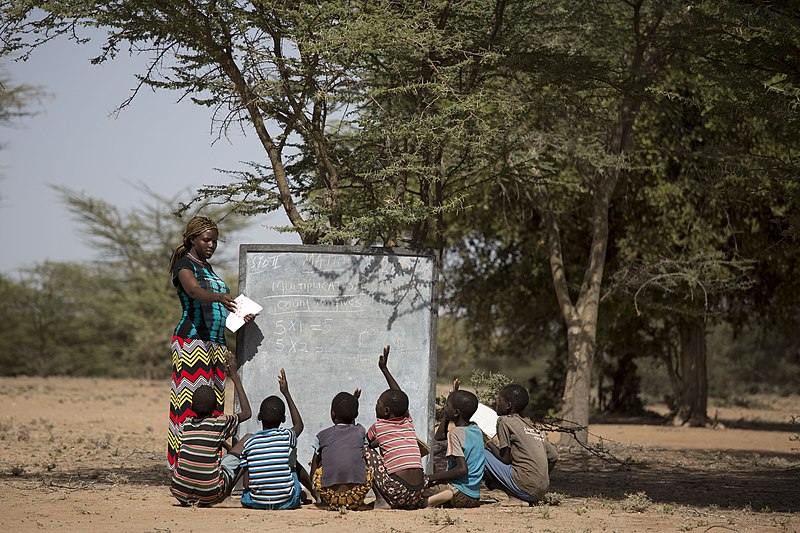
[{"left": 170, "top": 346, "right": 558, "bottom": 510}]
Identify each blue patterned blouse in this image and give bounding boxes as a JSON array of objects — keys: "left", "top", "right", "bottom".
[{"left": 172, "top": 255, "right": 229, "bottom": 343}]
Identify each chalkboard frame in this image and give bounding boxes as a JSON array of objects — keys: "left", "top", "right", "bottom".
[{"left": 233, "top": 244, "right": 439, "bottom": 471}]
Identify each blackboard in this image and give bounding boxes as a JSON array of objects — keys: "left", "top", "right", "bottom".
[{"left": 234, "top": 245, "right": 438, "bottom": 471}]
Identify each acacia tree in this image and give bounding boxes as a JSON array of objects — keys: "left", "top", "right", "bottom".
[
  {"left": 442, "top": 0, "right": 798, "bottom": 437},
  {"left": 1, "top": 1, "right": 368, "bottom": 241},
  {"left": 0, "top": 1, "right": 504, "bottom": 250},
  {"left": 6, "top": 1, "right": 797, "bottom": 442},
  {"left": 472, "top": 0, "right": 696, "bottom": 444},
  {"left": 604, "top": 0, "right": 800, "bottom": 425}
]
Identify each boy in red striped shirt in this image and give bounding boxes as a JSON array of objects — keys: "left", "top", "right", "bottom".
[{"left": 365, "top": 346, "right": 427, "bottom": 509}]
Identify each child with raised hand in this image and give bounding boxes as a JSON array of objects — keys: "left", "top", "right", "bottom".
[
  {"left": 238, "top": 368, "right": 305, "bottom": 510},
  {"left": 365, "top": 345, "right": 427, "bottom": 510},
  {"left": 310, "top": 389, "right": 372, "bottom": 510},
  {"left": 171, "top": 349, "right": 252, "bottom": 507},
  {"left": 484, "top": 384, "right": 558, "bottom": 504},
  {"left": 425, "top": 385, "right": 485, "bottom": 508}
]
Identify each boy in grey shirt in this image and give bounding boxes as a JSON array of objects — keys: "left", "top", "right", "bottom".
[
  {"left": 310, "top": 390, "right": 371, "bottom": 510},
  {"left": 484, "top": 384, "right": 558, "bottom": 503}
]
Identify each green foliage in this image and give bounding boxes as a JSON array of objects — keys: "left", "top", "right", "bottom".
[
  {"left": 0, "top": 1, "right": 503, "bottom": 248},
  {"left": 469, "top": 369, "right": 512, "bottom": 407},
  {"left": 635, "top": 320, "right": 800, "bottom": 402},
  {"left": 0, "top": 263, "right": 123, "bottom": 376}
]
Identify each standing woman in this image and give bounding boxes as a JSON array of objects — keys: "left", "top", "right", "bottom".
[{"left": 166, "top": 216, "right": 238, "bottom": 470}]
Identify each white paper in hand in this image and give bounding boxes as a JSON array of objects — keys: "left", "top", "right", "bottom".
[
  {"left": 225, "top": 294, "right": 263, "bottom": 332},
  {"left": 470, "top": 403, "right": 499, "bottom": 439}
]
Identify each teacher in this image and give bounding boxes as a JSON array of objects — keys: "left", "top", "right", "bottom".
[{"left": 166, "top": 216, "right": 238, "bottom": 470}]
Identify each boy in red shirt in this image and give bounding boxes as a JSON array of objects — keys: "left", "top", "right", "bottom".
[{"left": 365, "top": 346, "right": 427, "bottom": 509}]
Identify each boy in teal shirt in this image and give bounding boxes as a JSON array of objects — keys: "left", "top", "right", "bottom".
[{"left": 426, "top": 389, "right": 484, "bottom": 508}]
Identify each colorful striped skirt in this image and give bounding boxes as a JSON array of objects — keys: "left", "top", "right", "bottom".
[{"left": 167, "top": 336, "right": 227, "bottom": 470}]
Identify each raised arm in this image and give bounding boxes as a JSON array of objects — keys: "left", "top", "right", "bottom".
[
  {"left": 434, "top": 379, "right": 461, "bottom": 441},
  {"left": 278, "top": 368, "right": 304, "bottom": 437},
  {"left": 378, "top": 345, "right": 402, "bottom": 391},
  {"left": 225, "top": 349, "right": 251, "bottom": 423}
]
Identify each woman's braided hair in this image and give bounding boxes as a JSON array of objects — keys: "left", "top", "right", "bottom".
[{"left": 167, "top": 216, "right": 218, "bottom": 274}]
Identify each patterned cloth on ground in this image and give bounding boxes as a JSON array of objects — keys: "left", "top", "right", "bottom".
[
  {"left": 364, "top": 448, "right": 426, "bottom": 509},
  {"left": 313, "top": 465, "right": 374, "bottom": 510}
]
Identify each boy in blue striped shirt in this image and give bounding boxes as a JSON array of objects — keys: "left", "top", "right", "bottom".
[{"left": 239, "top": 368, "right": 304, "bottom": 510}]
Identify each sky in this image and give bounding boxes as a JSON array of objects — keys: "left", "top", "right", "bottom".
[{"left": 1, "top": 34, "right": 299, "bottom": 274}]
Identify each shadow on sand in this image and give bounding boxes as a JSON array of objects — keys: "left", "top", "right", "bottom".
[{"left": 550, "top": 448, "right": 800, "bottom": 512}]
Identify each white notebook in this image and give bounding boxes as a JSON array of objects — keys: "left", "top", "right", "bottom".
[
  {"left": 470, "top": 403, "right": 499, "bottom": 438},
  {"left": 225, "top": 294, "right": 263, "bottom": 332}
]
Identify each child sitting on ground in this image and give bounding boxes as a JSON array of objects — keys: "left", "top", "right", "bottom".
[
  {"left": 426, "top": 387, "right": 485, "bottom": 508},
  {"left": 170, "top": 349, "right": 252, "bottom": 506},
  {"left": 484, "top": 384, "right": 558, "bottom": 504},
  {"left": 310, "top": 390, "right": 372, "bottom": 510},
  {"left": 365, "top": 345, "right": 427, "bottom": 510},
  {"left": 238, "top": 368, "right": 306, "bottom": 510}
]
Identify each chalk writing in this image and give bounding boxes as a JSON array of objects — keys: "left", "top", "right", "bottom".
[
  {"left": 236, "top": 246, "right": 437, "bottom": 473},
  {"left": 248, "top": 254, "right": 282, "bottom": 274}
]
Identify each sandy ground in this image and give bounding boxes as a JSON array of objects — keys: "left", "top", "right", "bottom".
[{"left": 0, "top": 377, "right": 798, "bottom": 532}]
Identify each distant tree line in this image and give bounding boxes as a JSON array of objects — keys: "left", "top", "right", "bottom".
[{"left": 1, "top": 1, "right": 798, "bottom": 442}]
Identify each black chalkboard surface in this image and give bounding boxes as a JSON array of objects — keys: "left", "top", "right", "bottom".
[{"left": 234, "top": 245, "right": 438, "bottom": 471}]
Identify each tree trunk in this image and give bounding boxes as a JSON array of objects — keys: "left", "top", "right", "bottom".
[
  {"left": 538, "top": 177, "right": 612, "bottom": 446},
  {"left": 672, "top": 317, "right": 710, "bottom": 426},
  {"left": 560, "top": 318, "right": 596, "bottom": 444}
]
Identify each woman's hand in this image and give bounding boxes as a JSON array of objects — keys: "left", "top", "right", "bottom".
[{"left": 216, "top": 292, "right": 237, "bottom": 313}]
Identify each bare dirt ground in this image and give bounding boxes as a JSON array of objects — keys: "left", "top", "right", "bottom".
[{"left": 0, "top": 377, "right": 797, "bottom": 532}]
